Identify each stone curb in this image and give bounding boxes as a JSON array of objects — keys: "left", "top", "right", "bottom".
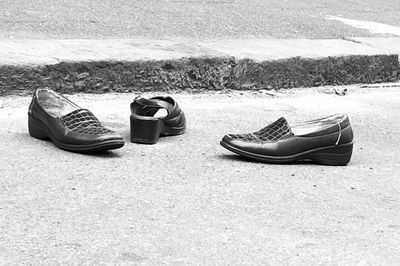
[{"left": 0, "top": 38, "right": 399, "bottom": 95}]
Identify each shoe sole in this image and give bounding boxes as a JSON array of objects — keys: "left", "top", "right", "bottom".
[
  {"left": 220, "top": 140, "right": 353, "bottom": 166},
  {"left": 130, "top": 114, "right": 185, "bottom": 144},
  {"left": 29, "top": 114, "right": 124, "bottom": 152}
]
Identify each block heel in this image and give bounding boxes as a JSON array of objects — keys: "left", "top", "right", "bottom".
[
  {"left": 130, "top": 115, "right": 163, "bottom": 144},
  {"left": 130, "top": 96, "right": 186, "bottom": 144},
  {"left": 28, "top": 114, "right": 50, "bottom": 140},
  {"left": 309, "top": 143, "right": 353, "bottom": 166}
]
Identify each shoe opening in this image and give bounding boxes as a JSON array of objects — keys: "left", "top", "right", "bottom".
[
  {"left": 36, "top": 89, "right": 80, "bottom": 117},
  {"left": 291, "top": 114, "right": 347, "bottom": 136}
]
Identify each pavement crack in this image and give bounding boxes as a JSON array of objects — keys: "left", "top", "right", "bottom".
[{"left": 341, "top": 36, "right": 362, "bottom": 44}]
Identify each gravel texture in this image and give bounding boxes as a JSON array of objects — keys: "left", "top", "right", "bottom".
[
  {"left": 1, "top": 54, "right": 399, "bottom": 95},
  {"left": 1, "top": 0, "right": 400, "bottom": 39}
]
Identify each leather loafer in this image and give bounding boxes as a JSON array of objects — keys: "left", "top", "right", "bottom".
[
  {"left": 220, "top": 114, "right": 354, "bottom": 165},
  {"left": 28, "top": 89, "right": 124, "bottom": 152},
  {"left": 130, "top": 96, "right": 186, "bottom": 144}
]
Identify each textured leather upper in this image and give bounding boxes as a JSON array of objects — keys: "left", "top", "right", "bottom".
[
  {"left": 60, "top": 109, "right": 113, "bottom": 135},
  {"left": 227, "top": 117, "right": 293, "bottom": 142},
  {"left": 222, "top": 114, "right": 353, "bottom": 156}
]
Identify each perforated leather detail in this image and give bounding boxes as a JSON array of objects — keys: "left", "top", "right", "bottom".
[
  {"left": 61, "top": 109, "right": 114, "bottom": 135},
  {"left": 229, "top": 117, "right": 292, "bottom": 142}
]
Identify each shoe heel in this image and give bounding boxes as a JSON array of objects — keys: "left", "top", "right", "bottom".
[
  {"left": 28, "top": 114, "right": 50, "bottom": 140},
  {"left": 130, "top": 115, "right": 163, "bottom": 144},
  {"left": 310, "top": 143, "right": 353, "bottom": 166}
]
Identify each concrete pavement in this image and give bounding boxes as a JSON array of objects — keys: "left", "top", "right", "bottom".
[
  {"left": 1, "top": 85, "right": 400, "bottom": 264},
  {"left": 1, "top": 37, "right": 400, "bottom": 95},
  {"left": 1, "top": 0, "right": 400, "bottom": 39}
]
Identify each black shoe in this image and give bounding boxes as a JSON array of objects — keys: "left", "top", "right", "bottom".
[
  {"left": 130, "top": 96, "right": 186, "bottom": 144},
  {"left": 220, "top": 114, "right": 354, "bottom": 165},
  {"left": 28, "top": 89, "right": 124, "bottom": 152}
]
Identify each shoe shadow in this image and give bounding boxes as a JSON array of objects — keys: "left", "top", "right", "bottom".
[
  {"left": 218, "top": 154, "right": 323, "bottom": 165},
  {"left": 219, "top": 154, "right": 258, "bottom": 163},
  {"left": 76, "top": 150, "right": 123, "bottom": 158},
  {"left": 18, "top": 132, "right": 123, "bottom": 158}
]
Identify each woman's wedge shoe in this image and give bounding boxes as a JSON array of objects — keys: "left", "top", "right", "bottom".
[
  {"left": 220, "top": 114, "right": 354, "bottom": 166},
  {"left": 28, "top": 89, "right": 124, "bottom": 152}
]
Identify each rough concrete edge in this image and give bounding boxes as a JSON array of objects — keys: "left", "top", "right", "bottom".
[{"left": 0, "top": 54, "right": 399, "bottom": 95}]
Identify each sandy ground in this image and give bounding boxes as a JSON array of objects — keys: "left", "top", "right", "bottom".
[{"left": 0, "top": 85, "right": 400, "bottom": 264}]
